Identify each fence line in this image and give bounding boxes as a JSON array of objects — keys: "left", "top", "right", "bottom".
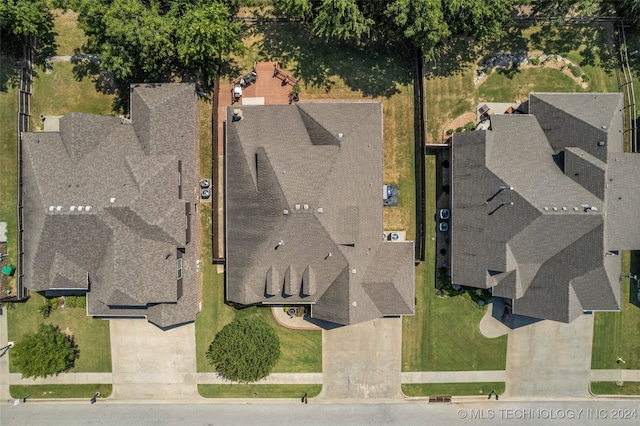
[
  {"left": 14, "top": 34, "right": 35, "bottom": 301},
  {"left": 616, "top": 22, "right": 638, "bottom": 152}
]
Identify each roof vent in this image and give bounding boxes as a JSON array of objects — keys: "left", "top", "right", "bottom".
[
  {"left": 283, "top": 209, "right": 289, "bottom": 215},
  {"left": 573, "top": 207, "right": 579, "bottom": 211},
  {"left": 338, "top": 133, "right": 344, "bottom": 138},
  {"left": 110, "top": 197, "right": 116, "bottom": 203},
  {"left": 601, "top": 125, "right": 607, "bottom": 129},
  {"left": 543, "top": 207, "right": 549, "bottom": 211},
  {"left": 70, "top": 206, "right": 76, "bottom": 211},
  {"left": 562, "top": 207, "right": 568, "bottom": 211},
  {"left": 78, "top": 206, "right": 84, "bottom": 211},
  {"left": 295, "top": 204, "right": 300, "bottom": 210},
  {"left": 552, "top": 207, "right": 558, "bottom": 211},
  {"left": 56, "top": 206, "right": 62, "bottom": 211},
  {"left": 303, "top": 204, "right": 309, "bottom": 210},
  {"left": 48, "top": 206, "right": 55, "bottom": 212},
  {"left": 317, "top": 207, "right": 323, "bottom": 213},
  {"left": 598, "top": 141, "right": 606, "bottom": 146},
  {"left": 86, "top": 206, "right": 92, "bottom": 211},
  {"left": 352, "top": 301, "right": 357, "bottom": 307},
  {"left": 351, "top": 269, "right": 357, "bottom": 274}
]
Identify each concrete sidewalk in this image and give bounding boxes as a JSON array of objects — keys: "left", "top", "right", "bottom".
[
  {"left": 401, "top": 371, "right": 507, "bottom": 383},
  {"left": 591, "top": 370, "right": 640, "bottom": 381},
  {"left": 197, "top": 373, "right": 323, "bottom": 384},
  {"left": 9, "top": 372, "right": 112, "bottom": 385}
]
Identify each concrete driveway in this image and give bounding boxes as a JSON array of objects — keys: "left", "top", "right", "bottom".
[
  {"left": 110, "top": 319, "right": 197, "bottom": 400},
  {"left": 319, "top": 317, "right": 402, "bottom": 400},
  {"left": 505, "top": 314, "right": 594, "bottom": 398}
]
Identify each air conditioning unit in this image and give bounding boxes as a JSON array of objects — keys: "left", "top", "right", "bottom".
[
  {"left": 390, "top": 232, "right": 400, "bottom": 241},
  {"left": 201, "top": 189, "right": 211, "bottom": 199},
  {"left": 199, "top": 179, "right": 211, "bottom": 188}
]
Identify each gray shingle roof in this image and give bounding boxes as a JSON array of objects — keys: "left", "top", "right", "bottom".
[
  {"left": 22, "top": 83, "right": 198, "bottom": 329},
  {"left": 226, "top": 103, "right": 415, "bottom": 326},
  {"left": 452, "top": 92, "right": 632, "bottom": 322}
]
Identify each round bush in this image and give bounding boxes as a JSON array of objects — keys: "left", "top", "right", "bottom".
[{"left": 206, "top": 317, "right": 280, "bottom": 383}]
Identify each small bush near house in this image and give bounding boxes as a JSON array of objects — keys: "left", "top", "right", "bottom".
[
  {"left": 455, "top": 126, "right": 464, "bottom": 133},
  {"left": 446, "top": 129, "right": 454, "bottom": 136},
  {"left": 530, "top": 58, "right": 540, "bottom": 66},
  {"left": 464, "top": 121, "right": 475, "bottom": 132},
  {"left": 581, "top": 73, "right": 590, "bottom": 82},
  {"left": 570, "top": 64, "right": 582, "bottom": 77},
  {"left": 38, "top": 303, "right": 52, "bottom": 318}
]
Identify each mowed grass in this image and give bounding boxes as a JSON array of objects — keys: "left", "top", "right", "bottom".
[
  {"left": 10, "top": 384, "right": 112, "bottom": 399},
  {"left": 592, "top": 251, "right": 640, "bottom": 369},
  {"left": 8, "top": 293, "right": 112, "bottom": 373},
  {"left": 590, "top": 382, "right": 640, "bottom": 395},
  {"left": 51, "top": 9, "right": 88, "bottom": 56},
  {"left": 195, "top": 264, "right": 322, "bottom": 374},
  {"left": 0, "top": 74, "right": 18, "bottom": 292},
  {"left": 425, "top": 23, "right": 618, "bottom": 142},
  {"left": 402, "top": 155, "right": 507, "bottom": 372},
  {"left": 402, "top": 382, "right": 505, "bottom": 397},
  {"left": 198, "top": 384, "right": 321, "bottom": 398},
  {"left": 30, "top": 62, "right": 114, "bottom": 130}
]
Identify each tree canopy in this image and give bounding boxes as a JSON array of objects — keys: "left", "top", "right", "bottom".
[
  {"left": 273, "top": 0, "right": 514, "bottom": 58},
  {"left": 72, "top": 0, "right": 244, "bottom": 97},
  {"left": 12, "top": 324, "right": 79, "bottom": 379},
  {"left": 206, "top": 317, "right": 281, "bottom": 383},
  {"left": 0, "top": 0, "right": 54, "bottom": 58}
]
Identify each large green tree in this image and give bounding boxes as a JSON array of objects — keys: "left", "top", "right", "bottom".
[
  {"left": 0, "top": 0, "right": 55, "bottom": 76},
  {"left": 12, "top": 324, "right": 79, "bottom": 379},
  {"left": 273, "top": 0, "right": 514, "bottom": 58},
  {"left": 206, "top": 317, "right": 280, "bottom": 383},
  {"left": 73, "top": 0, "right": 244, "bottom": 99}
]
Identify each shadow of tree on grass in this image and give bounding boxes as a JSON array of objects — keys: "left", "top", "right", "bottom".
[{"left": 250, "top": 21, "right": 411, "bottom": 98}]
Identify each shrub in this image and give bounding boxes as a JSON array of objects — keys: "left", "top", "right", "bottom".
[
  {"left": 464, "top": 121, "right": 476, "bottom": 132},
  {"left": 530, "top": 58, "right": 540, "bottom": 66},
  {"left": 206, "top": 318, "right": 280, "bottom": 383},
  {"left": 38, "top": 303, "right": 52, "bottom": 318},
  {"left": 12, "top": 324, "right": 79, "bottom": 378},
  {"left": 581, "top": 73, "right": 590, "bottom": 82},
  {"left": 446, "top": 129, "right": 454, "bottom": 136},
  {"left": 455, "top": 126, "right": 464, "bottom": 133},
  {"left": 570, "top": 64, "right": 582, "bottom": 77}
]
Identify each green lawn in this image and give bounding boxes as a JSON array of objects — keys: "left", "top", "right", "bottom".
[
  {"left": 198, "top": 384, "right": 321, "bottom": 398},
  {"left": 425, "top": 23, "right": 618, "bottom": 142},
  {"left": 8, "top": 293, "right": 112, "bottom": 373},
  {"left": 402, "top": 155, "right": 508, "bottom": 372},
  {"left": 195, "top": 267, "right": 323, "bottom": 373},
  {"left": 402, "top": 382, "right": 505, "bottom": 397},
  {"left": 10, "top": 384, "right": 112, "bottom": 399},
  {"left": 0, "top": 73, "right": 18, "bottom": 295},
  {"left": 592, "top": 251, "right": 640, "bottom": 370},
  {"left": 590, "top": 382, "right": 640, "bottom": 396},
  {"left": 51, "top": 9, "right": 88, "bottom": 56}
]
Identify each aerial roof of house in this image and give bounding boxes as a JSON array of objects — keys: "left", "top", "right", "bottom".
[
  {"left": 225, "top": 102, "right": 415, "bottom": 326},
  {"left": 21, "top": 83, "right": 199, "bottom": 329},
  {"left": 451, "top": 92, "right": 640, "bottom": 323}
]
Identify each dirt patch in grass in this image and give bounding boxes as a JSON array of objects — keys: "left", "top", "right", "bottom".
[{"left": 439, "top": 111, "right": 477, "bottom": 142}]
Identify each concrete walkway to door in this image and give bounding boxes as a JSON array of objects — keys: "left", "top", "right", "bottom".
[{"left": 110, "top": 319, "right": 198, "bottom": 400}]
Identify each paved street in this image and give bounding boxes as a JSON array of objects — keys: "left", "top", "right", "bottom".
[{"left": 3, "top": 400, "right": 640, "bottom": 426}]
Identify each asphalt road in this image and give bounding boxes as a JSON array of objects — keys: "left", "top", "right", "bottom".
[{"left": 2, "top": 400, "right": 639, "bottom": 426}]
